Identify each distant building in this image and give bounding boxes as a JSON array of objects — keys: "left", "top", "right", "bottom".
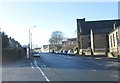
[
  {"left": 108, "top": 26, "right": 120, "bottom": 58},
  {"left": 77, "top": 18, "right": 120, "bottom": 55},
  {"left": 62, "top": 40, "right": 67, "bottom": 50},
  {"left": 41, "top": 45, "right": 50, "bottom": 52},
  {"left": 62, "top": 38, "right": 77, "bottom": 51},
  {"left": 34, "top": 47, "right": 42, "bottom": 53}
]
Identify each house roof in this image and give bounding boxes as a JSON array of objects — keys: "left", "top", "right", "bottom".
[
  {"left": 77, "top": 18, "right": 120, "bottom": 35},
  {"left": 67, "top": 38, "right": 77, "bottom": 41},
  {"left": 108, "top": 25, "right": 120, "bottom": 35}
]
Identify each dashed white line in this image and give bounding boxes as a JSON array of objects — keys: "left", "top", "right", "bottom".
[
  {"left": 30, "top": 63, "right": 34, "bottom": 69},
  {"left": 42, "top": 65, "right": 47, "bottom": 67},
  {"left": 66, "top": 57, "right": 72, "bottom": 58},
  {"left": 34, "top": 58, "right": 38, "bottom": 65},
  {"left": 44, "top": 68, "right": 50, "bottom": 69},
  {"left": 93, "top": 70, "right": 97, "bottom": 71},
  {"left": 33, "top": 58, "right": 50, "bottom": 82},
  {"left": 111, "top": 75, "right": 119, "bottom": 78},
  {"left": 61, "top": 55, "right": 72, "bottom": 59}
]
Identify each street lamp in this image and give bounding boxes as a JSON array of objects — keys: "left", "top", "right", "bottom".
[{"left": 28, "top": 26, "right": 37, "bottom": 59}]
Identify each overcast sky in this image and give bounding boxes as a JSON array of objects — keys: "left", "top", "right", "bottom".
[{"left": 0, "top": 2, "right": 119, "bottom": 47}]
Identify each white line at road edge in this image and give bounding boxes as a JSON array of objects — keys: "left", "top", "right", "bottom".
[{"left": 33, "top": 58, "right": 50, "bottom": 82}]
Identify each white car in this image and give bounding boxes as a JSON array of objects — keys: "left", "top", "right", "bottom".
[
  {"left": 33, "top": 52, "right": 40, "bottom": 57},
  {"left": 67, "top": 50, "right": 74, "bottom": 54}
]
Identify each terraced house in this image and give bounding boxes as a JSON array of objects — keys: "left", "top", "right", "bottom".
[{"left": 77, "top": 18, "right": 120, "bottom": 56}]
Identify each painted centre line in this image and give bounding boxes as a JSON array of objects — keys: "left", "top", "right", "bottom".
[{"left": 33, "top": 58, "right": 50, "bottom": 82}]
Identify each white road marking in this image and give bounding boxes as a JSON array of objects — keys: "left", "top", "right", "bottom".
[
  {"left": 93, "top": 70, "right": 97, "bottom": 71},
  {"left": 111, "top": 75, "right": 119, "bottom": 78},
  {"left": 33, "top": 58, "right": 50, "bottom": 82},
  {"left": 34, "top": 58, "right": 38, "bottom": 64},
  {"left": 30, "top": 63, "right": 34, "bottom": 69},
  {"left": 94, "top": 58, "right": 102, "bottom": 60},
  {"left": 66, "top": 57, "right": 72, "bottom": 58},
  {"left": 42, "top": 65, "right": 47, "bottom": 67},
  {"left": 61, "top": 55, "right": 72, "bottom": 59}
]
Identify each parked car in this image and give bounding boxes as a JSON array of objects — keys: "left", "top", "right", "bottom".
[
  {"left": 63, "top": 50, "right": 68, "bottom": 54},
  {"left": 67, "top": 50, "right": 74, "bottom": 55},
  {"left": 51, "top": 50, "right": 55, "bottom": 53},
  {"left": 32, "top": 52, "right": 40, "bottom": 57},
  {"left": 55, "top": 51, "right": 59, "bottom": 54}
]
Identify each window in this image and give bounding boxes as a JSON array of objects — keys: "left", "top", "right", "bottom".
[
  {"left": 116, "top": 31, "right": 118, "bottom": 40},
  {"left": 110, "top": 35, "right": 112, "bottom": 47},
  {"left": 113, "top": 34, "right": 115, "bottom": 47}
]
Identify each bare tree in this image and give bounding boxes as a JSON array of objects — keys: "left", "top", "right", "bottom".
[{"left": 49, "top": 31, "right": 64, "bottom": 51}]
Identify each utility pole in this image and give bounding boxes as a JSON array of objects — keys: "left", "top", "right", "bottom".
[
  {"left": 27, "top": 28, "right": 31, "bottom": 59},
  {"left": 30, "top": 33, "right": 32, "bottom": 51},
  {"left": 27, "top": 26, "right": 37, "bottom": 59}
]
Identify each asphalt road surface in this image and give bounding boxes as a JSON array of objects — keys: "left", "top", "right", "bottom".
[{"left": 2, "top": 53, "right": 120, "bottom": 83}]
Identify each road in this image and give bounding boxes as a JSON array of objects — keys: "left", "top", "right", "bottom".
[{"left": 2, "top": 53, "right": 120, "bottom": 83}]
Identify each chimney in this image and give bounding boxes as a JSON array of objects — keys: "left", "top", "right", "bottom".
[{"left": 113, "top": 23, "right": 116, "bottom": 30}]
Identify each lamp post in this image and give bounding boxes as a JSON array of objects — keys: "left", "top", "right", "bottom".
[{"left": 28, "top": 26, "right": 37, "bottom": 59}]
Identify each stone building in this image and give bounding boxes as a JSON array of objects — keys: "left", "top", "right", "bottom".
[
  {"left": 108, "top": 25, "right": 120, "bottom": 58},
  {"left": 62, "top": 38, "right": 77, "bottom": 51},
  {"left": 34, "top": 47, "right": 42, "bottom": 53},
  {"left": 77, "top": 18, "right": 120, "bottom": 55},
  {"left": 42, "top": 45, "right": 50, "bottom": 52}
]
